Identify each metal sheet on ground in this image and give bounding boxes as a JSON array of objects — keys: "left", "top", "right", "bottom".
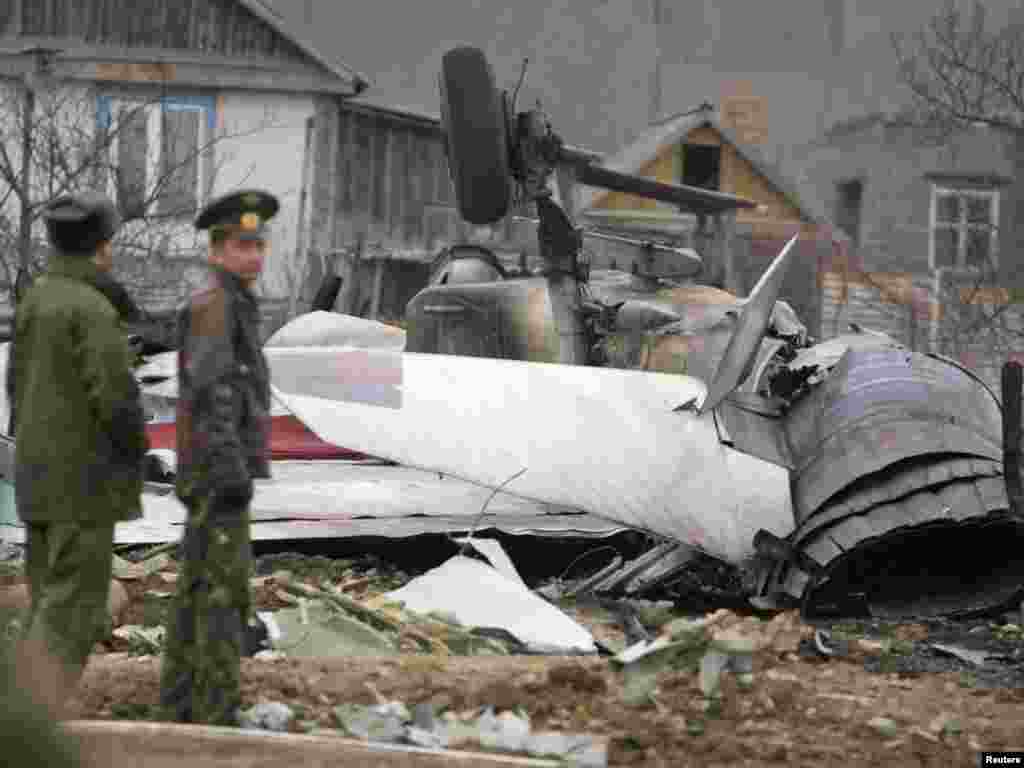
[
  {"left": 2, "top": 514, "right": 621, "bottom": 545},
  {"left": 0, "top": 462, "right": 622, "bottom": 545}
]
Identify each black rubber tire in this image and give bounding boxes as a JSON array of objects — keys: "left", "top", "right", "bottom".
[
  {"left": 440, "top": 46, "right": 512, "bottom": 226},
  {"left": 311, "top": 274, "right": 343, "bottom": 312}
]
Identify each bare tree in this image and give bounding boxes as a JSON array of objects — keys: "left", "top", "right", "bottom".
[
  {"left": 841, "top": 0, "right": 1024, "bottom": 384},
  {"left": 0, "top": 73, "right": 279, "bottom": 316},
  {"left": 894, "top": 1, "right": 1024, "bottom": 138}
]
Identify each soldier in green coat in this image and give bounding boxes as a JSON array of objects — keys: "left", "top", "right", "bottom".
[
  {"left": 0, "top": 635, "right": 84, "bottom": 766},
  {"left": 7, "top": 192, "right": 148, "bottom": 698},
  {"left": 160, "top": 189, "right": 277, "bottom": 726}
]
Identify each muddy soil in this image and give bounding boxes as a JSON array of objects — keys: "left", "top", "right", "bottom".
[
  {"left": 6, "top": 549, "right": 1024, "bottom": 766},
  {"left": 70, "top": 646, "right": 1024, "bottom": 767}
]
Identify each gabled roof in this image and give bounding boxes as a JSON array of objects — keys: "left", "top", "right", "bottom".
[
  {"left": 579, "top": 104, "right": 849, "bottom": 243},
  {"left": 239, "top": 0, "right": 370, "bottom": 93}
]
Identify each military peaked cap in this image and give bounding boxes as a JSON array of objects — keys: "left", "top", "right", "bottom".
[
  {"left": 195, "top": 189, "right": 280, "bottom": 241},
  {"left": 43, "top": 192, "right": 121, "bottom": 253}
]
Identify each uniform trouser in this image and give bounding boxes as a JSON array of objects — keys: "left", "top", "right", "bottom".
[
  {"left": 0, "top": 639, "right": 83, "bottom": 768},
  {"left": 22, "top": 521, "right": 115, "bottom": 692},
  {"left": 159, "top": 495, "right": 252, "bottom": 726}
]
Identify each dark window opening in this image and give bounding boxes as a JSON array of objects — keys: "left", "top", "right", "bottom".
[
  {"left": 117, "top": 108, "right": 148, "bottom": 220},
  {"left": 160, "top": 108, "right": 200, "bottom": 217},
  {"left": 680, "top": 143, "right": 720, "bottom": 191},
  {"left": 835, "top": 178, "right": 863, "bottom": 247}
]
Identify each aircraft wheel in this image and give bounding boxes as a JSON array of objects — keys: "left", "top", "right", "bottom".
[{"left": 440, "top": 46, "right": 512, "bottom": 226}]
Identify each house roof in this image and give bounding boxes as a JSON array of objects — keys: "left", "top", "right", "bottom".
[
  {"left": 240, "top": 0, "right": 371, "bottom": 93},
  {"left": 345, "top": 92, "right": 605, "bottom": 161},
  {"left": 579, "top": 104, "right": 850, "bottom": 243}
]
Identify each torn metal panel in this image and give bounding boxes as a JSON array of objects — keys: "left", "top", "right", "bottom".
[
  {"left": 587, "top": 541, "right": 680, "bottom": 593},
  {"left": 620, "top": 542, "right": 698, "bottom": 594},
  {"left": 244, "top": 462, "right": 588, "bottom": 522},
  {"left": 801, "top": 534, "right": 843, "bottom": 566},
  {"left": 715, "top": 396, "right": 794, "bottom": 470},
  {"left": 0, "top": 460, "right": 626, "bottom": 546},
  {"left": 776, "top": 473, "right": 1016, "bottom": 612},
  {"left": 385, "top": 552, "right": 597, "bottom": 654},
  {"left": 785, "top": 330, "right": 904, "bottom": 372},
  {"left": 791, "top": 456, "right": 1001, "bottom": 546},
  {"left": 700, "top": 233, "right": 797, "bottom": 415},
  {"left": 742, "top": 338, "right": 790, "bottom": 395},
  {"left": 785, "top": 347, "right": 1003, "bottom": 522},
  {"left": 1, "top": 512, "right": 623, "bottom": 547}
]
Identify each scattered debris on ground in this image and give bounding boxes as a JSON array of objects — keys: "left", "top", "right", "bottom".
[{"left": 0, "top": 538, "right": 1021, "bottom": 765}]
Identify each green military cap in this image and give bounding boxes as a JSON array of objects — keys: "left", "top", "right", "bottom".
[
  {"left": 43, "top": 192, "right": 121, "bottom": 252},
  {"left": 195, "top": 189, "right": 280, "bottom": 241}
]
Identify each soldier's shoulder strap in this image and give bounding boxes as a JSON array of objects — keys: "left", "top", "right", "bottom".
[{"left": 181, "top": 275, "right": 236, "bottom": 390}]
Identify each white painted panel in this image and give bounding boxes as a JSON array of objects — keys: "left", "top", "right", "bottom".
[{"left": 267, "top": 347, "right": 795, "bottom": 563}]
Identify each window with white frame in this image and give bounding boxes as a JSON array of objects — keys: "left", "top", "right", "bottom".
[
  {"left": 97, "top": 95, "right": 216, "bottom": 221},
  {"left": 929, "top": 184, "right": 999, "bottom": 271}
]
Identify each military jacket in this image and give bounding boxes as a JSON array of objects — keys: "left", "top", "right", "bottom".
[
  {"left": 175, "top": 266, "right": 271, "bottom": 504},
  {"left": 8, "top": 254, "right": 148, "bottom": 524}
]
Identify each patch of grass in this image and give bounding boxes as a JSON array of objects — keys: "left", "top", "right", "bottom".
[
  {"left": 110, "top": 702, "right": 157, "bottom": 721},
  {"left": 618, "top": 735, "right": 645, "bottom": 752},
  {"left": 828, "top": 625, "right": 861, "bottom": 642},
  {"left": 0, "top": 562, "right": 22, "bottom": 582},
  {"left": 874, "top": 655, "right": 901, "bottom": 674},
  {"left": 888, "top": 639, "right": 915, "bottom": 655}
]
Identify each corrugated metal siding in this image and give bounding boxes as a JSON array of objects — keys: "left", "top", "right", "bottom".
[{"left": 19, "top": 0, "right": 309, "bottom": 64}]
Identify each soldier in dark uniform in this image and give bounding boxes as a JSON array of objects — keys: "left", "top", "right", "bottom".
[
  {"left": 8, "top": 193, "right": 148, "bottom": 702},
  {"left": 159, "top": 189, "right": 277, "bottom": 726}
]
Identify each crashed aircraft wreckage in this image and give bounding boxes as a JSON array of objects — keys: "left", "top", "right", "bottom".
[
  {"left": 265, "top": 46, "right": 1024, "bottom": 620},
  {"left": 0, "top": 46, "right": 1019, "bottom": 624}
]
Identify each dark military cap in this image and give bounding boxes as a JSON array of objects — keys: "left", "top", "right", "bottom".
[
  {"left": 43, "top": 192, "right": 121, "bottom": 254},
  {"left": 195, "top": 189, "right": 280, "bottom": 241}
]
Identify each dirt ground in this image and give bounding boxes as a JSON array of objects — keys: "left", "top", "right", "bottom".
[{"left": 7, "top": 550, "right": 1024, "bottom": 767}]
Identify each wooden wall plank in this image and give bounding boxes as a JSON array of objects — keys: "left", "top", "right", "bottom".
[
  {"left": 336, "top": 109, "right": 354, "bottom": 216},
  {"left": 387, "top": 129, "right": 406, "bottom": 239},
  {"left": 406, "top": 129, "right": 425, "bottom": 244},
  {"left": 353, "top": 113, "right": 373, "bottom": 225},
  {"left": 371, "top": 119, "right": 387, "bottom": 225}
]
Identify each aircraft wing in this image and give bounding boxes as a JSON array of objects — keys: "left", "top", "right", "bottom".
[{"left": 266, "top": 349, "right": 794, "bottom": 564}]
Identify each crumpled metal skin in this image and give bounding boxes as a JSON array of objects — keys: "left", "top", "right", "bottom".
[
  {"left": 160, "top": 266, "right": 270, "bottom": 726},
  {"left": 785, "top": 347, "right": 1002, "bottom": 524}
]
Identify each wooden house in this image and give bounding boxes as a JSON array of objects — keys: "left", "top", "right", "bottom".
[
  {"left": 0, "top": 0, "right": 368, "bottom": 332},
  {"left": 576, "top": 104, "right": 849, "bottom": 338}
]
